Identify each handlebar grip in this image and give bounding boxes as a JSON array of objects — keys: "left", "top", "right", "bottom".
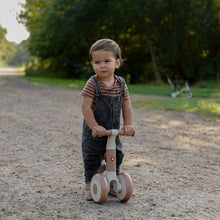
[
  {"left": 118, "top": 129, "right": 125, "bottom": 135},
  {"left": 118, "top": 129, "right": 135, "bottom": 136},
  {"left": 92, "top": 129, "right": 125, "bottom": 137}
]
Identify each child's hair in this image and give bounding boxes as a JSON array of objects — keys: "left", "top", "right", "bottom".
[{"left": 89, "top": 39, "right": 123, "bottom": 66}]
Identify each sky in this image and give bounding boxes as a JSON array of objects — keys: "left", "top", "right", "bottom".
[{"left": 0, "top": 0, "right": 29, "bottom": 44}]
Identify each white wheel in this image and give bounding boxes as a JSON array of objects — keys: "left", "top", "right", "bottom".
[
  {"left": 185, "top": 91, "right": 193, "bottom": 98},
  {"left": 116, "top": 172, "right": 133, "bottom": 202},
  {"left": 90, "top": 174, "right": 108, "bottom": 203},
  {"left": 170, "top": 91, "right": 177, "bottom": 98}
]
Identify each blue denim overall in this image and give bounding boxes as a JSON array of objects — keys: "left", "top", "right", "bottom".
[{"left": 82, "top": 75, "right": 125, "bottom": 183}]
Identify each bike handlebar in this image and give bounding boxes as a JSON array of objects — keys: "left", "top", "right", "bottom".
[{"left": 92, "top": 129, "right": 134, "bottom": 137}]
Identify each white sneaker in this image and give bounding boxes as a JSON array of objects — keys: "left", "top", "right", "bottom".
[
  {"left": 85, "top": 183, "right": 92, "bottom": 201},
  {"left": 97, "top": 160, "right": 106, "bottom": 173}
]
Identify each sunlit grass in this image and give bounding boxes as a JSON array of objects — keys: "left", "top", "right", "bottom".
[
  {"left": 24, "top": 76, "right": 220, "bottom": 121},
  {"left": 191, "top": 88, "right": 220, "bottom": 98},
  {"left": 128, "top": 84, "right": 171, "bottom": 96},
  {"left": 24, "top": 76, "right": 86, "bottom": 90},
  {"left": 24, "top": 76, "right": 220, "bottom": 98},
  {"left": 133, "top": 98, "right": 220, "bottom": 121},
  {"left": 128, "top": 82, "right": 220, "bottom": 98}
]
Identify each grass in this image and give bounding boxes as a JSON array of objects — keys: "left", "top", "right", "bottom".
[
  {"left": 128, "top": 82, "right": 220, "bottom": 98},
  {"left": 24, "top": 76, "right": 220, "bottom": 121},
  {"left": 129, "top": 80, "right": 220, "bottom": 121},
  {"left": 133, "top": 98, "right": 220, "bottom": 121},
  {"left": 24, "top": 76, "right": 86, "bottom": 90}
]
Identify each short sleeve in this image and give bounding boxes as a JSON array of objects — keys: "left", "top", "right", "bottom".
[
  {"left": 124, "top": 85, "right": 130, "bottom": 101},
  {"left": 81, "top": 77, "right": 96, "bottom": 99}
]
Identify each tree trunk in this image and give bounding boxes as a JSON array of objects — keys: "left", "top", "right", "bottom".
[
  {"left": 138, "top": 1, "right": 161, "bottom": 82},
  {"left": 145, "top": 32, "right": 161, "bottom": 82}
]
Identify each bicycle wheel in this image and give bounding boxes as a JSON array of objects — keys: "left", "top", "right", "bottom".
[
  {"left": 116, "top": 172, "right": 133, "bottom": 202},
  {"left": 170, "top": 91, "right": 177, "bottom": 98},
  {"left": 90, "top": 174, "right": 108, "bottom": 203},
  {"left": 185, "top": 91, "right": 193, "bottom": 98}
]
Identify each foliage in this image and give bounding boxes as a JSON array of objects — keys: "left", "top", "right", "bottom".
[
  {"left": 0, "top": 25, "right": 30, "bottom": 67},
  {"left": 19, "top": 0, "right": 220, "bottom": 83},
  {"left": 8, "top": 40, "right": 30, "bottom": 67},
  {"left": 0, "top": 25, "right": 16, "bottom": 66}
]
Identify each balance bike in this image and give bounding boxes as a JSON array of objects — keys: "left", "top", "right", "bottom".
[{"left": 90, "top": 129, "right": 134, "bottom": 203}]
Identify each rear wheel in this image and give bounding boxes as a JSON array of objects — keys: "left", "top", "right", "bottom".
[
  {"left": 185, "top": 91, "right": 193, "bottom": 98},
  {"left": 90, "top": 174, "right": 108, "bottom": 203},
  {"left": 116, "top": 172, "right": 133, "bottom": 202}
]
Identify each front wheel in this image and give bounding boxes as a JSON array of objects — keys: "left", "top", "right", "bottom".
[
  {"left": 90, "top": 174, "right": 108, "bottom": 203},
  {"left": 170, "top": 91, "right": 177, "bottom": 98},
  {"left": 116, "top": 172, "right": 133, "bottom": 202}
]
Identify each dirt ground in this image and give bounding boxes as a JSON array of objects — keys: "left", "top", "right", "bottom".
[{"left": 0, "top": 69, "right": 220, "bottom": 220}]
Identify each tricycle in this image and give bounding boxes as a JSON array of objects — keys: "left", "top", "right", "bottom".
[{"left": 90, "top": 129, "right": 134, "bottom": 203}]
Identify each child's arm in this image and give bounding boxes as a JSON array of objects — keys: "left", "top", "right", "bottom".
[
  {"left": 81, "top": 96, "right": 106, "bottom": 137},
  {"left": 122, "top": 98, "right": 135, "bottom": 136}
]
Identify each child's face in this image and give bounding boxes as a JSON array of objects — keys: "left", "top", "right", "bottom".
[{"left": 90, "top": 50, "right": 120, "bottom": 81}]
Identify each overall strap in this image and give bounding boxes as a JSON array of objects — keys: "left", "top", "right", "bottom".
[
  {"left": 91, "top": 75, "right": 102, "bottom": 96},
  {"left": 118, "top": 76, "right": 125, "bottom": 94}
]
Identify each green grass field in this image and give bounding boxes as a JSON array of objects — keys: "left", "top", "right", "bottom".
[
  {"left": 133, "top": 98, "right": 220, "bottom": 120},
  {"left": 24, "top": 76, "right": 86, "bottom": 90},
  {"left": 24, "top": 76, "right": 220, "bottom": 121},
  {"left": 128, "top": 81, "right": 220, "bottom": 98}
]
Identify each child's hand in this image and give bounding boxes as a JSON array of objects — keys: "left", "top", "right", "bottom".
[
  {"left": 122, "top": 125, "right": 135, "bottom": 136},
  {"left": 92, "top": 125, "right": 106, "bottom": 137}
]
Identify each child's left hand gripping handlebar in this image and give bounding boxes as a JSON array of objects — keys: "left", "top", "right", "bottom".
[{"left": 92, "top": 129, "right": 135, "bottom": 137}]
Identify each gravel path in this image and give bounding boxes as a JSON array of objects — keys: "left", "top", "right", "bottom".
[{"left": 0, "top": 71, "right": 219, "bottom": 220}]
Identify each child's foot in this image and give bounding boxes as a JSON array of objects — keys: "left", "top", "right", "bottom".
[
  {"left": 97, "top": 160, "right": 106, "bottom": 173},
  {"left": 85, "top": 183, "right": 92, "bottom": 201},
  {"left": 109, "top": 182, "right": 117, "bottom": 197}
]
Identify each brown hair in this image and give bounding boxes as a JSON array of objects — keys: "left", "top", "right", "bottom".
[{"left": 89, "top": 39, "right": 123, "bottom": 66}]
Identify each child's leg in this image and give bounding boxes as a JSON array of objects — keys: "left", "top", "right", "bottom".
[
  {"left": 115, "top": 136, "right": 124, "bottom": 175},
  {"left": 116, "top": 148, "right": 124, "bottom": 175},
  {"left": 82, "top": 151, "right": 102, "bottom": 183},
  {"left": 97, "top": 155, "right": 106, "bottom": 173},
  {"left": 83, "top": 152, "right": 105, "bottom": 200}
]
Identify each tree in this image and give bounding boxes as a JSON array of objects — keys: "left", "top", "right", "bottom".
[
  {"left": 0, "top": 25, "right": 16, "bottom": 66},
  {"left": 8, "top": 40, "right": 30, "bottom": 67},
  {"left": 19, "top": 0, "right": 220, "bottom": 82}
]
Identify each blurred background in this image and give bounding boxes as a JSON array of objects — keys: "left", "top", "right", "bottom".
[{"left": 0, "top": 0, "right": 220, "bottom": 84}]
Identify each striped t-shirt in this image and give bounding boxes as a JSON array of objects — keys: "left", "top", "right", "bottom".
[{"left": 81, "top": 75, "right": 129, "bottom": 110}]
